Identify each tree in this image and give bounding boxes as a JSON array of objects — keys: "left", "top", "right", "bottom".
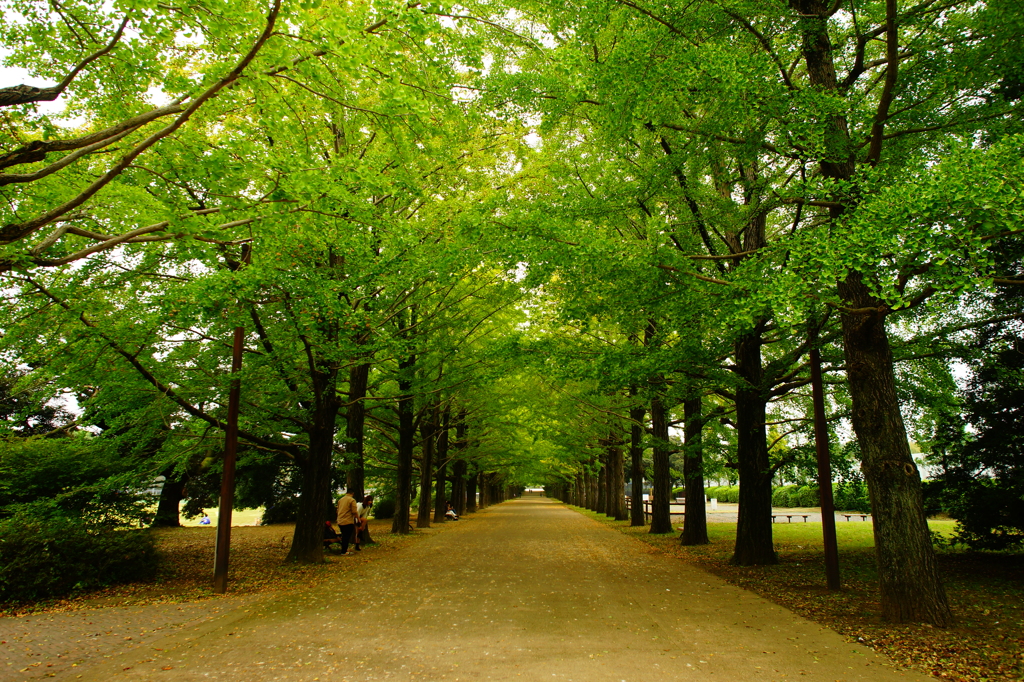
[{"left": 0, "top": 0, "right": 283, "bottom": 267}]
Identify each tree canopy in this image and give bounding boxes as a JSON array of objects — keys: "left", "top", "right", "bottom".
[{"left": 1, "top": 0, "right": 1021, "bottom": 626}]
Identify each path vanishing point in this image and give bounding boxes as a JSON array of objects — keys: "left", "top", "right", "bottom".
[{"left": 8, "top": 497, "right": 932, "bottom": 681}]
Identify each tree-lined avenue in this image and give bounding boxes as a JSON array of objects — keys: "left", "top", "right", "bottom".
[{"left": 67, "top": 497, "right": 930, "bottom": 682}]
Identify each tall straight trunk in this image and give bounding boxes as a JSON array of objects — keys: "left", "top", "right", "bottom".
[
  {"left": 416, "top": 408, "right": 435, "bottom": 529},
  {"left": 466, "top": 471, "right": 478, "bottom": 513},
  {"left": 839, "top": 274, "right": 951, "bottom": 624},
  {"left": 629, "top": 400, "right": 646, "bottom": 526},
  {"left": 732, "top": 330, "right": 776, "bottom": 565},
  {"left": 151, "top": 470, "right": 188, "bottom": 528},
  {"left": 288, "top": 329, "right": 343, "bottom": 562},
  {"left": 791, "top": 0, "right": 951, "bottom": 625},
  {"left": 288, "top": 424, "right": 336, "bottom": 562},
  {"left": 452, "top": 411, "right": 467, "bottom": 515},
  {"left": 608, "top": 432, "right": 626, "bottom": 520},
  {"left": 479, "top": 473, "right": 489, "bottom": 509},
  {"left": 392, "top": 356, "right": 415, "bottom": 535},
  {"left": 433, "top": 407, "right": 450, "bottom": 523},
  {"left": 680, "top": 396, "right": 709, "bottom": 545},
  {"left": 345, "top": 362, "right": 370, "bottom": 501},
  {"left": 451, "top": 459, "right": 467, "bottom": 516},
  {"left": 597, "top": 453, "right": 608, "bottom": 516},
  {"left": 649, "top": 394, "right": 673, "bottom": 533}
]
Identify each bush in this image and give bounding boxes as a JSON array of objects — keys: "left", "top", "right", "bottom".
[
  {"left": 0, "top": 511, "right": 158, "bottom": 603},
  {"left": 671, "top": 487, "right": 685, "bottom": 498},
  {"left": 720, "top": 486, "right": 741, "bottom": 503},
  {"left": 794, "top": 485, "right": 820, "bottom": 507},
  {"left": 769, "top": 483, "right": 869, "bottom": 511},
  {"left": 372, "top": 496, "right": 396, "bottom": 520},
  {"left": 833, "top": 481, "right": 871, "bottom": 513},
  {"left": 946, "top": 476, "right": 1024, "bottom": 550},
  {"left": 772, "top": 485, "right": 798, "bottom": 507},
  {"left": 704, "top": 485, "right": 740, "bottom": 503}
]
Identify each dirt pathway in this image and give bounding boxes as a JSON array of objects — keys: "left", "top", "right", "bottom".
[{"left": 25, "top": 497, "right": 931, "bottom": 681}]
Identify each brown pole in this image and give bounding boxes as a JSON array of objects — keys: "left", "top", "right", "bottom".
[
  {"left": 214, "top": 245, "right": 250, "bottom": 594},
  {"left": 810, "top": 334, "right": 841, "bottom": 591}
]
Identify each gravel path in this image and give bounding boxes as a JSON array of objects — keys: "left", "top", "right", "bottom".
[
  {"left": 1, "top": 597, "right": 256, "bottom": 680},
  {"left": 7, "top": 497, "right": 929, "bottom": 682}
]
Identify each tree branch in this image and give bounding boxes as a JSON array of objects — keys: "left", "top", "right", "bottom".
[
  {"left": 0, "top": 0, "right": 281, "bottom": 246},
  {"left": 0, "top": 16, "right": 129, "bottom": 108}
]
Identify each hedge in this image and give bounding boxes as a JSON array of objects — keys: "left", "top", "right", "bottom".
[
  {"left": 0, "top": 513, "right": 158, "bottom": 603},
  {"left": 703, "top": 483, "right": 872, "bottom": 512}
]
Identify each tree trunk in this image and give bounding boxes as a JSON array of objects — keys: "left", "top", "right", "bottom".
[
  {"left": 732, "top": 330, "right": 777, "bottom": 565},
  {"left": 451, "top": 458, "right": 467, "bottom": 516},
  {"left": 151, "top": 470, "right": 188, "bottom": 528},
  {"left": 288, "top": 332, "right": 342, "bottom": 562},
  {"left": 589, "top": 466, "right": 598, "bottom": 509},
  {"left": 649, "top": 394, "right": 673, "bottom": 533},
  {"left": 466, "top": 471, "right": 478, "bottom": 513},
  {"left": 608, "top": 431, "right": 627, "bottom": 520},
  {"left": 287, "top": 425, "right": 335, "bottom": 562},
  {"left": 416, "top": 408, "right": 435, "bottom": 529},
  {"left": 680, "top": 396, "right": 708, "bottom": 545},
  {"left": 790, "top": 0, "right": 951, "bottom": 625},
  {"left": 345, "top": 362, "right": 370, "bottom": 502},
  {"left": 433, "top": 407, "right": 450, "bottom": 523},
  {"left": 629, "top": 400, "right": 646, "bottom": 526},
  {"left": 392, "top": 356, "right": 415, "bottom": 535},
  {"left": 452, "top": 411, "right": 467, "bottom": 515},
  {"left": 597, "top": 453, "right": 608, "bottom": 516},
  {"left": 839, "top": 273, "right": 952, "bottom": 625}
]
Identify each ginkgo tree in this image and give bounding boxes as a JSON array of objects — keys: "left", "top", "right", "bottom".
[{"left": 461, "top": 0, "right": 1023, "bottom": 627}]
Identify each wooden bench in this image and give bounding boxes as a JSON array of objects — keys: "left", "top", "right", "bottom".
[
  {"left": 772, "top": 514, "right": 810, "bottom": 523},
  {"left": 842, "top": 514, "right": 870, "bottom": 521}
]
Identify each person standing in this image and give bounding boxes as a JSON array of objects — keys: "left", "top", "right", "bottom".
[
  {"left": 335, "top": 490, "right": 358, "bottom": 555},
  {"left": 354, "top": 495, "right": 373, "bottom": 551}
]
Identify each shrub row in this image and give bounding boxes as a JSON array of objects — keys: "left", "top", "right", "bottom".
[
  {"left": 0, "top": 512, "right": 158, "bottom": 603},
  {"left": 704, "top": 485, "right": 740, "bottom": 503},
  {"left": 703, "top": 483, "right": 872, "bottom": 512}
]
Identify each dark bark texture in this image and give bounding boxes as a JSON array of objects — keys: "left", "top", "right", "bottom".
[
  {"left": 649, "top": 395, "right": 673, "bottom": 534},
  {"left": 392, "top": 355, "right": 415, "bottom": 535},
  {"left": 433, "top": 407, "right": 449, "bottom": 523},
  {"left": 608, "top": 431, "right": 627, "bottom": 520},
  {"left": 344, "top": 362, "right": 370, "bottom": 501},
  {"left": 732, "top": 330, "right": 777, "bottom": 565},
  {"left": 151, "top": 470, "right": 188, "bottom": 528},
  {"left": 630, "top": 402, "right": 646, "bottom": 526},
  {"left": 417, "top": 410, "right": 435, "bottom": 529},
  {"left": 466, "top": 471, "right": 478, "bottom": 513},
  {"left": 839, "top": 274, "right": 952, "bottom": 625},
  {"left": 789, "top": 0, "right": 951, "bottom": 625},
  {"left": 680, "top": 396, "right": 709, "bottom": 545},
  {"left": 287, "top": 424, "right": 335, "bottom": 562}
]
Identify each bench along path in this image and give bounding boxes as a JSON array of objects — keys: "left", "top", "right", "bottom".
[{"left": 78, "top": 497, "right": 928, "bottom": 682}]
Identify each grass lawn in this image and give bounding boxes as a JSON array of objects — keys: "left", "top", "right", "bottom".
[
  {"left": 177, "top": 506, "right": 264, "bottom": 527},
  {"left": 575, "top": 508, "right": 1024, "bottom": 682}
]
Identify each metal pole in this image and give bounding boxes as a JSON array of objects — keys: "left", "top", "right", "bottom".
[
  {"left": 810, "top": 334, "right": 841, "bottom": 591},
  {"left": 214, "top": 245, "right": 250, "bottom": 594}
]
